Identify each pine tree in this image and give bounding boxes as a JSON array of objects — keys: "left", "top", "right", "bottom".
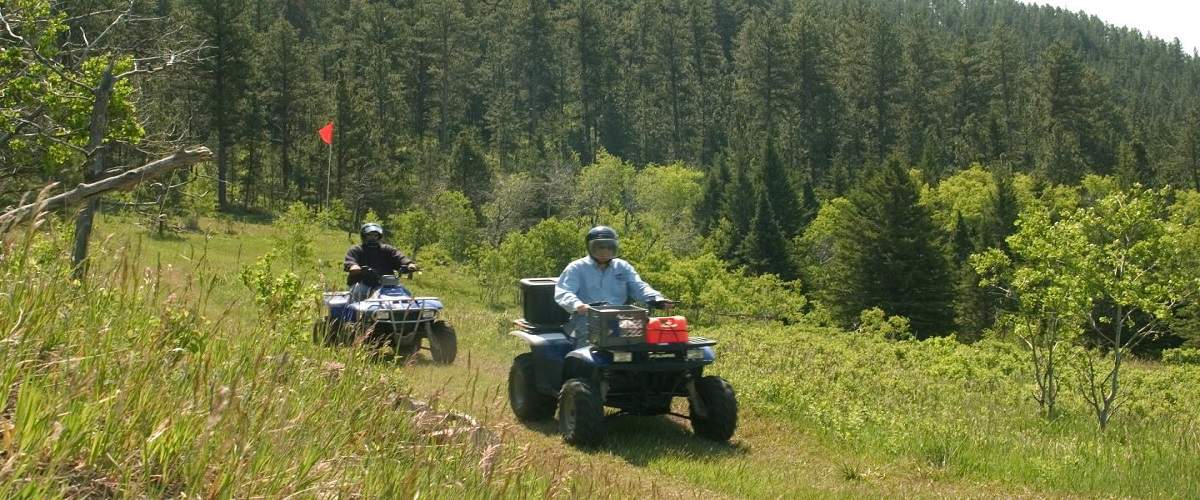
[
  {"left": 825, "top": 156, "right": 955, "bottom": 338},
  {"left": 733, "top": 6, "right": 791, "bottom": 138},
  {"left": 759, "top": 138, "right": 803, "bottom": 238},
  {"left": 1173, "top": 101, "right": 1200, "bottom": 191},
  {"left": 951, "top": 210, "right": 987, "bottom": 340},
  {"left": 696, "top": 156, "right": 731, "bottom": 234},
  {"left": 261, "top": 18, "right": 314, "bottom": 200},
  {"left": 980, "top": 25, "right": 1022, "bottom": 161},
  {"left": 784, "top": 1, "right": 837, "bottom": 184},
  {"left": 799, "top": 178, "right": 819, "bottom": 228},
  {"left": 567, "top": 0, "right": 617, "bottom": 164},
  {"left": 979, "top": 165, "right": 1019, "bottom": 252},
  {"left": 719, "top": 152, "right": 755, "bottom": 261},
  {"left": 1116, "top": 139, "right": 1152, "bottom": 188},
  {"left": 685, "top": 0, "right": 727, "bottom": 164},
  {"left": 448, "top": 128, "right": 492, "bottom": 208},
  {"left": 186, "top": 0, "right": 252, "bottom": 209},
  {"left": 1035, "top": 42, "right": 1092, "bottom": 185},
  {"left": 836, "top": 6, "right": 903, "bottom": 166},
  {"left": 424, "top": 0, "right": 473, "bottom": 147},
  {"left": 737, "top": 189, "right": 794, "bottom": 279}
]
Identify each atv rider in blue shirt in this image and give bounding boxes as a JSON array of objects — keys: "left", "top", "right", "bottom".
[
  {"left": 344, "top": 223, "right": 418, "bottom": 302},
  {"left": 554, "top": 226, "right": 672, "bottom": 347}
]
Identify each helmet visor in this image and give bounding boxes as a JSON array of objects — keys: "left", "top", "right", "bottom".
[{"left": 588, "top": 238, "right": 618, "bottom": 259}]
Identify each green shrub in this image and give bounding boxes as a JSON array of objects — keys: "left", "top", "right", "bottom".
[
  {"left": 430, "top": 191, "right": 480, "bottom": 262},
  {"left": 273, "top": 202, "right": 316, "bottom": 270},
  {"left": 855, "top": 307, "right": 913, "bottom": 341},
  {"left": 472, "top": 217, "right": 582, "bottom": 305},
  {"left": 389, "top": 209, "right": 436, "bottom": 258},
  {"left": 315, "top": 199, "right": 351, "bottom": 230},
  {"left": 238, "top": 250, "right": 310, "bottom": 335},
  {"left": 1163, "top": 348, "right": 1200, "bottom": 365}
]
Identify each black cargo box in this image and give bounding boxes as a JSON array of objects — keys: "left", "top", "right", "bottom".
[{"left": 519, "top": 277, "right": 571, "bottom": 326}]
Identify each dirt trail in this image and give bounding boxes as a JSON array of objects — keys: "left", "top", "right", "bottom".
[{"left": 391, "top": 332, "right": 1055, "bottom": 499}]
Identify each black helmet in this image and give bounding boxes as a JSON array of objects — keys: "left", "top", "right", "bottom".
[
  {"left": 585, "top": 225, "right": 619, "bottom": 259},
  {"left": 360, "top": 222, "right": 384, "bottom": 246}
]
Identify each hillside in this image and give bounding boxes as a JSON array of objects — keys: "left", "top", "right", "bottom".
[{"left": 2, "top": 214, "right": 1196, "bottom": 497}]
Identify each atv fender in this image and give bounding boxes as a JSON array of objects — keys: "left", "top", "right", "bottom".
[
  {"left": 510, "top": 330, "right": 573, "bottom": 396},
  {"left": 508, "top": 330, "right": 569, "bottom": 347},
  {"left": 563, "top": 347, "right": 607, "bottom": 382}
]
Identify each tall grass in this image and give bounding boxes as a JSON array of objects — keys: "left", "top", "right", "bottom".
[
  {"left": 0, "top": 214, "right": 587, "bottom": 497},
  {"left": 11, "top": 212, "right": 1198, "bottom": 497},
  {"left": 714, "top": 323, "right": 1200, "bottom": 497}
]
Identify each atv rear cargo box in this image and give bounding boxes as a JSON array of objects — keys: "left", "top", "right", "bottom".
[{"left": 519, "top": 277, "right": 571, "bottom": 326}]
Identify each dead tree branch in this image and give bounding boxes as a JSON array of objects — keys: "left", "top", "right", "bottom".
[{"left": 0, "top": 146, "right": 212, "bottom": 227}]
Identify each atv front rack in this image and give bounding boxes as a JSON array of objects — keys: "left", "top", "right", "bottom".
[{"left": 599, "top": 336, "right": 716, "bottom": 352}]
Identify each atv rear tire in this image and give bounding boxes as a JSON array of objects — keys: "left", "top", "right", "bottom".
[
  {"left": 429, "top": 321, "right": 457, "bottom": 364},
  {"left": 509, "top": 353, "right": 557, "bottom": 421},
  {"left": 690, "top": 376, "right": 738, "bottom": 442},
  {"left": 559, "top": 378, "right": 605, "bottom": 446}
]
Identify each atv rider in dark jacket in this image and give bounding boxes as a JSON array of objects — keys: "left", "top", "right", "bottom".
[{"left": 344, "top": 222, "right": 418, "bottom": 301}]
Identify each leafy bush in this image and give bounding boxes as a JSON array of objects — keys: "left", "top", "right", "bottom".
[
  {"left": 1162, "top": 348, "right": 1200, "bottom": 365},
  {"left": 854, "top": 307, "right": 913, "bottom": 341},
  {"left": 389, "top": 209, "right": 436, "bottom": 258},
  {"left": 238, "top": 250, "right": 310, "bottom": 334},
  {"left": 429, "top": 191, "right": 479, "bottom": 262},
  {"left": 472, "top": 217, "right": 582, "bottom": 305},
  {"left": 315, "top": 199, "right": 351, "bottom": 230},
  {"left": 273, "top": 202, "right": 316, "bottom": 270}
]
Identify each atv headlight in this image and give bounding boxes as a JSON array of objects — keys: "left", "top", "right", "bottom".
[
  {"left": 420, "top": 310, "right": 436, "bottom": 319},
  {"left": 686, "top": 349, "right": 703, "bottom": 361},
  {"left": 612, "top": 351, "right": 632, "bottom": 363},
  {"left": 373, "top": 310, "right": 390, "bottom": 320}
]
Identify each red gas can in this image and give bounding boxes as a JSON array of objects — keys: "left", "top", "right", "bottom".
[{"left": 646, "top": 316, "right": 690, "bottom": 344}]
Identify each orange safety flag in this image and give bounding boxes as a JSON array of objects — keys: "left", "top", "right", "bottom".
[{"left": 318, "top": 121, "right": 334, "bottom": 145}]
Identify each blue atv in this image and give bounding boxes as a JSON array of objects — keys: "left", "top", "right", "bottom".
[
  {"left": 507, "top": 278, "right": 737, "bottom": 446},
  {"left": 314, "top": 267, "right": 457, "bottom": 364}
]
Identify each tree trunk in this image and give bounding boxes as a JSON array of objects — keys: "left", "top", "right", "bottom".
[
  {"left": 71, "top": 60, "right": 116, "bottom": 281},
  {"left": 217, "top": 126, "right": 230, "bottom": 209}
]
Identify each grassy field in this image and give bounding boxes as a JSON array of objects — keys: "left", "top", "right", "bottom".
[{"left": 2, "top": 213, "right": 1197, "bottom": 498}]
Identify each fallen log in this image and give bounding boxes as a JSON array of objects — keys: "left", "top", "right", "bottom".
[{"left": 0, "top": 146, "right": 212, "bottom": 228}]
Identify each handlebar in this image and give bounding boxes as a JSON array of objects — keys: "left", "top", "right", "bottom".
[{"left": 351, "top": 265, "right": 419, "bottom": 281}]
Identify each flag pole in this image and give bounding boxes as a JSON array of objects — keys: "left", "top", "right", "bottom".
[{"left": 325, "top": 141, "right": 332, "bottom": 209}]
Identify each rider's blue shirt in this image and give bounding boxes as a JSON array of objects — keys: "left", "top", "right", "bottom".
[{"left": 554, "top": 256, "right": 663, "bottom": 312}]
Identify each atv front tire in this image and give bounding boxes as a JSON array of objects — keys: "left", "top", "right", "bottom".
[
  {"left": 690, "top": 376, "right": 738, "bottom": 442},
  {"left": 559, "top": 378, "right": 605, "bottom": 446},
  {"left": 312, "top": 319, "right": 343, "bottom": 346},
  {"left": 391, "top": 337, "right": 419, "bottom": 357},
  {"left": 509, "top": 353, "right": 556, "bottom": 421},
  {"left": 428, "top": 321, "right": 457, "bottom": 364}
]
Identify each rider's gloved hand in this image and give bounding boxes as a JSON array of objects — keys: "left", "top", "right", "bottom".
[
  {"left": 652, "top": 298, "right": 674, "bottom": 310},
  {"left": 406, "top": 263, "right": 419, "bottom": 273}
]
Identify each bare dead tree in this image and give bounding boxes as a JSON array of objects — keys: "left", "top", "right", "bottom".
[{"left": 0, "top": 1, "right": 207, "bottom": 280}]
